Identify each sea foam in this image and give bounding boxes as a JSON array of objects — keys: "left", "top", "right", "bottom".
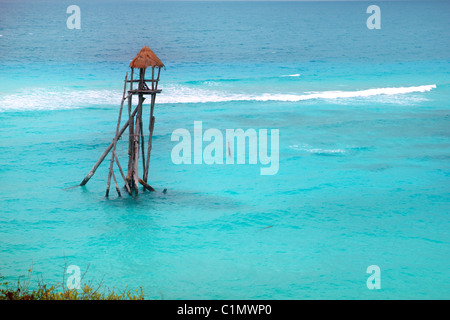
[
  {"left": 0, "top": 84, "right": 436, "bottom": 111},
  {"left": 289, "top": 144, "right": 347, "bottom": 155}
]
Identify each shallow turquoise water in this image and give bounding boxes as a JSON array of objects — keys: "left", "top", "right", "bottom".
[{"left": 0, "top": 1, "right": 449, "bottom": 299}]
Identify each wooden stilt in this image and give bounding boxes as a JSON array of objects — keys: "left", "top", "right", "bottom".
[
  {"left": 114, "top": 151, "right": 131, "bottom": 196},
  {"left": 106, "top": 73, "right": 128, "bottom": 197},
  {"left": 79, "top": 105, "right": 139, "bottom": 186},
  {"left": 133, "top": 115, "right": 140, "bottom": 195},
  {"left": 126, "top": 95, "right": 134, "bottom": 186},
  {"left": 151, "top": 67, "right": 155, "bottom": 90},
  {"left": 139, "top": 117, "right": 146, "bottom": 175},
  {"left": 111, "top": 170, "right": 121, "bottom": 197},
  {"left": 126, "top": 68, "right": 134, "bottom": 186},
  {"left": 139, "top": 68, "right": 145, "bottom": 89},
  {"left": 143, "top": 93, "right": 156, "bottom": 182},
  {"left": 143, "top": 115, "right": 155, "bottom": 182},
  {"left": 132, "top": 94, "right": 145, "bottom": 196},
  {"left": 139, "top": 178, "right": 155, "bottom": 192},
  {"left": 155, "top": 67, "right": 161, "bottom": 90}
]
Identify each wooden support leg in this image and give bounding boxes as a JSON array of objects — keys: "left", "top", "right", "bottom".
[
  {"left": 114, "top": 151, "right": 132, "bottom": 196},
  {"left": 132, "top": 95, "right": 145, "bottom": 196},
  {"left": 114, "top": 152, "right": 132, "bottom": 196},
  {"left": 144, "top": 93, "right": 156, "bottom": 182},
  {"left": 139, "top": 117, "right": 146, "bottom": 178},
  {"left": 144, "top": 116, "right": 155, "bottom": 182},
  {"left": 139, "top": 178, "right": 155, "bottom": 192},
  {"left": 126, "top": 95, "right": 134, "bottom": 187},
  {"left": 111, "top": 170, "right": 121, "bottom": 197},
  {"left": 133, "top": 116, "right": 140, "bottom": 196},
  {"left": 79, "top": 105, "right": 139, "bottom": 186},
  {"left": 106, "top": 73, "right": 128, "bottom": 197}
]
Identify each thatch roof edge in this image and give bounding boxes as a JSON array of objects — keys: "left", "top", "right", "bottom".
[{"left": 129, "top": 46, "right": 164, "bottom": 69}]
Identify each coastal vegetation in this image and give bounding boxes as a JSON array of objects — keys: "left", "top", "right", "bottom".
[{"left": 0, "top": 268, "right": 146, "bottom": 300}]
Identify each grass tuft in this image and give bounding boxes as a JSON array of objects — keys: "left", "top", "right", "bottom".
[{"left": 0, "top": 267, "right": 147, "bottom": 300}]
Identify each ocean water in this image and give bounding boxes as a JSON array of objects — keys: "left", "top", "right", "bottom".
[{"left": 0, "top": 0, "right": 449, "bottom": 299}]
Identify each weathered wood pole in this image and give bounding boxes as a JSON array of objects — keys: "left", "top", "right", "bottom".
[
  {"left": 132, "top": 94, "right": 145, "bottom": 196},
  {"left": 129, "top": 67, "right": 147, "bottom": 196},
  {"left": 139, "top": 178, "right": 155, "bottom": 192},
  {"left": 155, "top": 67, "right": 161, "bottom": 90},
  {"left": 79, "top": 105, "right": 139, "bottom": 186},
  {"left": 139, "top": 117, "right": 146, "bottom": 173},
  {"left": 106, "top": 72, "right": 128, "bottom": 197},
  {"left": 143, "top": 93, "right": 156, "bottom": 182},
  {"left": 111, "top": 170, "right": 121, "bottom": 197},
  {"left": 126, "top": 68, "right": 135, "bottom": 187},
  {"left": 114, "top": 151, "right": 131, "bottom": 195},
  {"left": 151, "top": 67, "right": 155, "bottom": 90}
]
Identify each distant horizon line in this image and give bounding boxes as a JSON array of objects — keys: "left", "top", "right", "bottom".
[
  {"left": 119, "top": 0, "right": 441, "bottom": 1},
  {"left": 21, "top": 0, "right": 444, "bottom": 2}
]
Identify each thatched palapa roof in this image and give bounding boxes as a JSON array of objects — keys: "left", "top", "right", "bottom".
[{"left": 129, "top": 46, "right": 164, "bottom": 69}]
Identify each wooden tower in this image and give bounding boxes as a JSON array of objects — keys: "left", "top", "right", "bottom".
[{"left": 79, "top": 46, "right": 164, "bottom": 197}]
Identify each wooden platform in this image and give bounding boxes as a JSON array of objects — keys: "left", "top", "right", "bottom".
[{"left": 128, "top": 89, "right": 162, "bottom": 95}]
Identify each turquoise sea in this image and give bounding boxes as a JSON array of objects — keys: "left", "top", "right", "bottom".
[{"left": 0, "top": 1, "right": 449, "bottom": 299}]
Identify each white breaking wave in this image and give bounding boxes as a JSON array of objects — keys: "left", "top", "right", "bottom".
[
  {"left": 0, "top": 84, "right": 436, "bottom": 111},
  {"left": 237, "top": 84, "right": 436, "bottom": 103},
  {"left": 0, "top": 88, "right": 120, "bottom": 111}
]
